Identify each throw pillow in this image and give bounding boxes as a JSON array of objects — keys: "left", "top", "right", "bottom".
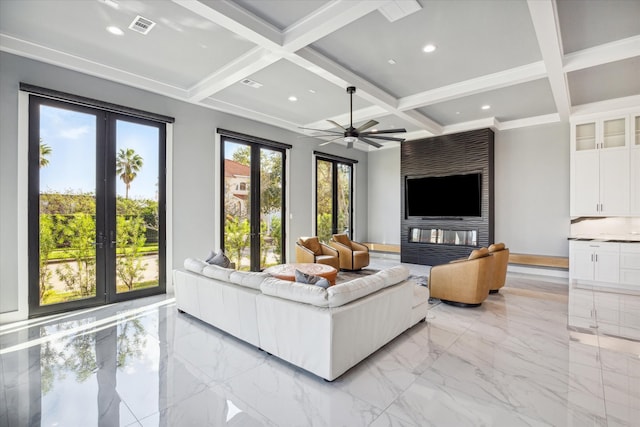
[
  {"left": 207, "top": 249, "right": 231, "bottom": 268},
  {"left": 294, "top": 269, "right": 330, "bottom": 289},
  {"left": 204, "top": 250, "right": 216, "bottom": 264}
]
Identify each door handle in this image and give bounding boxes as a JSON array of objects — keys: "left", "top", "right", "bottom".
[
  {"left": 110, "top": 230, "right": 116, "bottom": 248},
  {"left": 93, "top": 232, "right": 104, "bottom": 248}
]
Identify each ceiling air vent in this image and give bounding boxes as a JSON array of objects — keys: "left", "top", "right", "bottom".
[
  {"left": 128, "top": 15, "right": 156, "bottom": 35},
  {"left": 240, "top": 79, "right": 263, "bottom": 89}
]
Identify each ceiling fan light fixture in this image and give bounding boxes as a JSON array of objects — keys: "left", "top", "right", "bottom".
[{"left": 344, "top": 136, "right": 358, "bottom": 144}]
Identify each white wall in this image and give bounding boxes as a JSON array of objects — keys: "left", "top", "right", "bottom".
[
  {"left": 366, "top": 122, "right": 571, "bottom": 258},
  {"left": 495, "top": 123, "right": 570, "bottom": 257},
  {"left": 367, "top": 148, "right": 400, "bottom": 245},
  {"left": 0, "top": 52, "right": 368, "bottom": 319}
]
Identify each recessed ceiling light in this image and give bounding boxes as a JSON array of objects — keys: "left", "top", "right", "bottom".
[
  {"left": 387, "top": 59, "right": 396, "bottom": 65},
  {"left": 481, "top": 105, "right": 491, "bottom": 110},
  {"left": 288, "top": 96, "right": 298, "bottom": 102},
  {"left": 308, "top": 89, "right": 316, "bottom": 94},
  {"left": 456, "top": 111, "right": 461, "bottom": 115},
  {"left": 422, "top": 44, "right": 436, "bottom": 53},
  {"left": 106, "top": 26, "right": 124, "bottom": 36}
]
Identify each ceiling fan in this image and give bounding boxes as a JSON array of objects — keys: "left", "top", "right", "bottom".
[{"left": 300, "top": 86, "right": 407, "bottom": 149}]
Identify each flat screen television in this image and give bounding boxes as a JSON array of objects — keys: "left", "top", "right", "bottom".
[{"left": 405, "top": 173, "right": 482, "bottom": 218}]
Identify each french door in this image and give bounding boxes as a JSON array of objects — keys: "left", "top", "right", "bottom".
[
  {"left": 28, "top": 95, "right": 166, "bottom": 317},
  {"left": 220, "top": 131, "right": 288, "bottom": 271},
  {"left": 315, "top": 154, "right": 355, "bottom": 243}
]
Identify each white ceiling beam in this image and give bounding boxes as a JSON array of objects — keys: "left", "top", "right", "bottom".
[
  {"left": 527, "top": 0, "right": 571, "bottom": 121},
  {"left": 0, "top": 34, "right": 189, "bottom": 99},
  {"left": 282, "top": 1, "right": 387, "bottom": 52},
  {"left": 172, "top": 0, "right": 282, "bottom": 50},
  {"left": 187, "top": 47, "right": 280, "bottom": 102},
  {"left": 563, "top": 35, "right": 640, "bottom": 73},
  {"left": 293, "top": 47, "right": 443, "bottom": 134},
  {"left": 442, "top": 118, "right": 499, "bottom": 135},
  {"left": 398, "top": 61, "right": 547, "bottom": 110}
]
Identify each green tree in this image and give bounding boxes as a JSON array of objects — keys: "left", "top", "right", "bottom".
[
  {"left": 56, "top": 213, "right": 96, "bottom": 298},
  {"left": 40, "top": 140, "right": 52, "bottom": 168},
  {"left": 116, "top": 215, "right": 147, "bottom": 291},
  {"left": 116, "top": 148, "right": 143, "bottom": 199},
  {"left": 269, "top": 217, "right": 282, "bottom": 264},
  {"left": 224, "top": 216, "right": 250, "bottom": 270},
  {"left": 39, "top": 214, "right": 56, "bottom": 302}
]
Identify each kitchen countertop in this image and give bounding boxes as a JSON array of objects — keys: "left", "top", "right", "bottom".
[{"left": 568, "top": 234, "right": 640, "bottom": 243}]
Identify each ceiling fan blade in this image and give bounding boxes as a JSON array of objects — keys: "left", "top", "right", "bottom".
[
  {"left": 359, "top": 134, "right": 405, "bottom": 142},
  {"left": 355, "top": 119, "right": 378, "bottom": 132},
  {"left": 361, "top": 128, "right": 407, "bottom": 134},
  {"left": 299, "top": 126, "right": 342, "bottom": 134},
  {"left": 319, "top": 136, "right": 343, "bottom": 146},
  {"left": 358, "top": 136, "right": 383, "bottom": 148},
  {"left": 327, "top": 120, "right": 346, "bottom": 130}
]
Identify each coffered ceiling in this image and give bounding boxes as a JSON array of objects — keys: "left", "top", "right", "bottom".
[{"left": 1, "top": 0, "right": 639, "bottom": 150}]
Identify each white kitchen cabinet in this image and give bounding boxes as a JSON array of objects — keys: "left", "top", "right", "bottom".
[
  {"left": 620, "top": 243, "right": 640, "bottom": 287},
  {"left": 569, "top": 241, "right": 620, "bottom": 284},
  {"left": 571, "top": 116, "right": 629, "bottom": 216},
  {"left": 631, "top": 114, "right": 640, "bottom": 215}
]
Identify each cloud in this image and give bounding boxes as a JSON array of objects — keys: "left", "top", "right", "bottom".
[{"left": 60, "top": 126, "right": 90, "bottom": 140}]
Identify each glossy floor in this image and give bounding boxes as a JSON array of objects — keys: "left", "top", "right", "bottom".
[{"left": 1, "top": 261, "right": 638, "bottom": 426}]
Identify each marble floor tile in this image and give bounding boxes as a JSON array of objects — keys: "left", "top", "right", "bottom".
[{"left": 1, "top": 261, "right": 639, "bottom": 426}]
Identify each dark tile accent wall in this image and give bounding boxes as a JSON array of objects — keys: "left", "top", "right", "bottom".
[{"left": 401, "top": 128, "right": 495, "bottom": 266}]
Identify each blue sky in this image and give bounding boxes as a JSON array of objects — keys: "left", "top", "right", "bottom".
[{"left": 39, "top": 106, "right": 159, "bottom": 200}]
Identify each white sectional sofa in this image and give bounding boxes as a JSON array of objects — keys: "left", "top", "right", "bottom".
[{"left": 173, "top": 260, "right": 429, "bottom": 381}]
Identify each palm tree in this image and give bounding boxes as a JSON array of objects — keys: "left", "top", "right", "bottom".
[
  {"left": 116, "top": 148, "right": 143, "bottom": 199},
  {"left": 40, "top": 140, "right": 52, "bottom": 168}
]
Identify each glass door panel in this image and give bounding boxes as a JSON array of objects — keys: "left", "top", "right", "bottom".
[
  {"left": 316, "top": 159, "right": 333, "bottom": 243},
  {"left": 603, "top": 118, "right": 626, "bottom": 148},
  {"left": 30, "top": 96, "right": 166, "bottom": 317},
  {"left": 114, "top": 120, "right": 160, "bottom": 294},
  {"left": 336, "top": 163, "right": 352, "bottom": 237},
  {"left": 32, "top": 103, "right": 103, "bottom": 312},
  {"left": 315, "top": 157, "right": 353, "bottom": 243},
  {"left": 259, "top": 147, "right": 283, "bottom": 269},
  {"left": 223, "top": 141, "right": 252, "bottom": 271},
  {"left": 575, "top": 122, "right": 596, "bottom": 151}
]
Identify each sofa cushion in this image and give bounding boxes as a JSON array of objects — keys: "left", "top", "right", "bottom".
[
  {"left": 202, "top": 264, "right": 235, "bottom": 282},
  {"left": 294, "top": 269, "right": 330, "bottom": 289},
  {"left": 373, "top": 264, "right": 410, "bottom": 287},
  {"left": 488, "top": 243, "right": 505, "bottom": 252},
  {"left": 184, "top": 258, "right": 208, "bottom": 274},
  {"left": 229, "top": 270, "right": 270, "bottom": 290},
  {"left": 468, "top": 247, "right": 489, "bottom": 260},
  {"left": 327, "top": 274, "right": 386, "bottom": 307},
  {"left": 299, "top": 237, "right": 323, "bottom": 255},
  {"left": 260, "top": 277, "right": 329, "bottom": 307}
]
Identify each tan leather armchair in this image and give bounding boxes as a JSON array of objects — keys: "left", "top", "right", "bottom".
[
  {"left": 488, "top": 243, "right": 509, "bottom": 293},
  {"left": 329, "top": 234, "right": 370, "bottom": 271},
  {"left": 295, "top": 236, "right": 340, "bottom": 271},
  {"left": 428, "top": 247, "right": 493, "bottom": 307}
]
